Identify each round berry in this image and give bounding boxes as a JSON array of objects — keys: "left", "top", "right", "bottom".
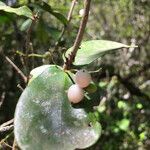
[
  {"left": 79, "top": 9, "right": 90, "bottom": 17},
  {"left": 79, "top": 9, "right": 85, "bottom": 17},
  {"left": 75, "top": 69, "right": 91, "bottom": 88},
  {"left": 67, "top": 84, "right": 84, "bottom": 103}
]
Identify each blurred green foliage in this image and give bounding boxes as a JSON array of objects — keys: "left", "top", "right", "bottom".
[{"left": 0, "top": 0, "right": 150, "bottom": 149}]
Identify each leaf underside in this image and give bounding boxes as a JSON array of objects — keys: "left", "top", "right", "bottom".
[{"left": 14, "top": 65, "right": 101, "bottom": 150}]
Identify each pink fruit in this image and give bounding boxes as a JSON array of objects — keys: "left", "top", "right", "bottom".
[
  {"left": 75, "top": 69, "right": 91, "bottom": 88},
  {"left": 67, "top": 84, "right": 84, "bottom": 103}
]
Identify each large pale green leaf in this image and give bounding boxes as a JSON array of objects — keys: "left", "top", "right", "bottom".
[
  {"left": 28, "top": 65, "right": 50, "bottom": 84},
  {"left": 65, "top": 40, "right": 135, "bottom": 66},
  {"left": 14, "top": 65, "right": 101, "bottom": 150},
  {"left": 0, "top": 2, "right": 33, "bottom": 19}
]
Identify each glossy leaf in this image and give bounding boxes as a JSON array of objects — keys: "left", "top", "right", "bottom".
[
  {"left": 14, "top": 65, "right": 101, "bottom": 150},
  {"left": 0, "top": 1, "right": 33, "bottom": 19},
  {"left": 36, "top": 2, "right": 68, "bottom": 25},
  {"left": 65, "top": 40, "right": 135, "bottom": 66}
]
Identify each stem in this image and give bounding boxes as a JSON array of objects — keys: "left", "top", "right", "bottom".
[
  {"left": 17, "top": 84, "right": 24, "bottom": 91},
  {"left": 16, "top": 51, "right": 45, "bottom": 58},
  {"left": 28, "top": 53, "right": 45, "bottom": 58},
  {"left": 0, "top": 92, "right": 5, "bottom": 108},
  {"left": 67, "top": 0, "right": 77, "bottom": 21},
  {"left": 0, "top": 118, "right": 14, "bottom": 133},
  {"left": 0, "top": 125, "right": 14, "bottom": 132},
  {"left": 2, "top": 142, "right": 13, "bottom": 149},
  {"left": 63, "top": 0, "right": 91, "bottom": 70},
  {"left": 24, "top": 20, "right": 34, "bottom": 77},
  {"left": 0, "top": 119, "right": 14, "bottom": 128},
  {"left": 12, "top": 139, "right": 17, "bottom": 150},
  {"left": 24, "top": 14, "right": 38, "bottom": 78},
  {"left": 55, "top": 0, "right": 77, "bottom": 48},
  {"left": 5, "top": 56, "right": 27, "bottom": 83}
]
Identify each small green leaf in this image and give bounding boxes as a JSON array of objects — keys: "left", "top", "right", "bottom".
[
  {"left": 65, "top": 40, "right": 137, "bottom": 66},
  {"left": 14, "top": 65, "right": 101, "bottom": 150},
  {"left": 20, "top": 19, "right": 32, "bottom": 31},
  {"left": 0, "top": 2, "right": 33, "bottom": 19},
  {"left": 97, "top": 105, "right": 106, "bottom": 113},
  {"left": 139, "top": 132, "right": 146, "bottom": 141},
  {"left": 36, "top": 2, "right": 68, "bottom": 25},
  {"left": 85, "top": 83, "right": 97, "bottom": 93},
  {"left": 117, "top": 119, "right": 130, "bottom": 131},
  {"left": 117, "top": 101, "right": 128, "bottom": 110},
  {"left": 136, "top": 103, "right": 143, "bottom": 109}
]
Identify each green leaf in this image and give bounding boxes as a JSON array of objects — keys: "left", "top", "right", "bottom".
[
  {"left": 117, "top": 119, "right": 130, "bottom": 131},
  {"left": 14, "top": 65, "right": 101, "bottom": 150},
  {"left": 65, "top": 40, "right": 137, "bottom": 66},
  {"left": 28, "top": 65, "right": 50, "bottom": 84},
  {"left": 117, "top": 101, "right": 128, "bottom": 110},
  {"left": 136, "top": 103, "right": 143, "bottom": 109},
  {"left": 20, "top": 19, "right": 32, "bottom": 31},
  {"left": 36, "top": 2, "right": 68, "bottom": 25},
  {"left": 139, "top": 132, "right": 146, "bottom": 141},
  {"left": 0, "top": 15, "right": 10, "bottom": 24},
  {"left": 85, "top": 83, "right": 97, "bottom": 93},
  {"left": 0, "top": 1, "right": 33, "bottom": 19}
]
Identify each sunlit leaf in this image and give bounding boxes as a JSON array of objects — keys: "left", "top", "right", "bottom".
[
  {"left": 0, "top": 1, "right": 33, "bottom": 19},
  {"left": 117, "top": 101, "right": 128, "bottom": 110},
  {"left": 117, "top": 119, "right": 130, "bottom": 131},
  {"left": 14, "top": 65, "right": 101, "bottom": 150},
  {"left": 65, "top": 40, "right": 137, "bottom": 66},
  {"left": 139, "top": 132, "right": 146, "bottom": 141}
]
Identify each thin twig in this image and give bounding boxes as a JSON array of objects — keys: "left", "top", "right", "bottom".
[
  {"left": 0, "top": 125, "right": 14, "bottom": 133},
  {"left": 16, "top": 51, "right": 45, "bottom": 58},
  {"left": 24, "top": 20, "right": 34, "bottom": 78},
  {"left": 1, "top": 141, "right": 13, "bottom": 149},
  {"left": 67, "top": 0, "right": 77, "bottom": 21},
  {"left": 17, "top": 84, "right": 24, "bottom": 92},
  {"left": 12, "top": 138, "right": 17, "bottom": 150},
  {"left": 0, "top": 131, "right": 13, "bottom": 146},
  {"left": 55, "top": 0, "right": 77, "bottom": 48},
  {"left": 89, "top": 68, "right": 102, "bottom": 74},
  {"left": 0, "top": 119, "right": 14, "bottom": 133},
  {"left": 25, "top": 21, "right": 34, "bottom": 54},
  {"left": 0, "top": 119, "right": 14, "bottom": 128},
  {"left": 5, "top": 56, "right": 27, "bottom": 83},
  {"left": 24, "top": 14, "right": 38, "bottom": 78},
  {"left": 0, "top": 92, "right": 5, "bottom": 108},
  {"left": 63, "top": 0, "right": 91, "bottom": 70}
]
